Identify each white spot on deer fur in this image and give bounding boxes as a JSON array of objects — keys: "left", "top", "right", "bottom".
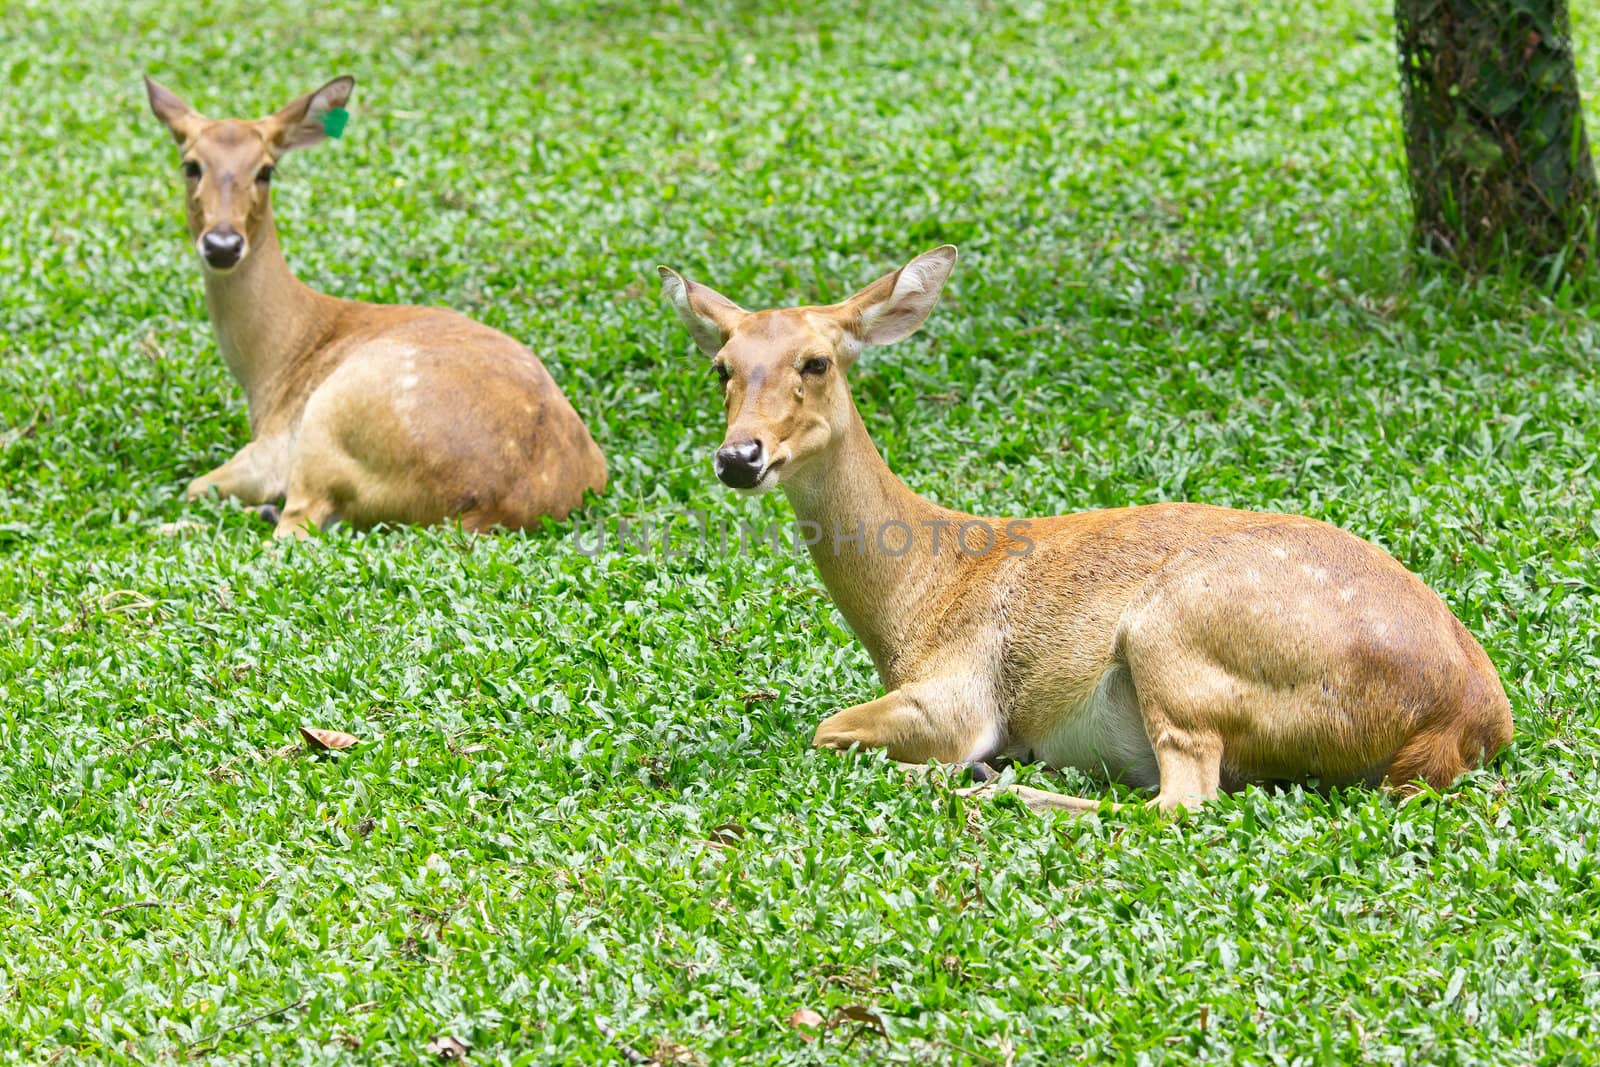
[
  {"left": 1271, "top": 546, "right": 1289, "bottom": 560},
  {"left": 399, "top": 374, "right": 419, "bottom": 389},
  {"left": 1302, "top": 565, "right": 1330, "bottom": 583},
  {"left": 1340, "top": 587, "right": 1356, "bottom": 603}
]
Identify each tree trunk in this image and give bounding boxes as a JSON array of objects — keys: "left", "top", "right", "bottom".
[{"left": 1395, "top": 0, "right": 1598, "bottom": 275}]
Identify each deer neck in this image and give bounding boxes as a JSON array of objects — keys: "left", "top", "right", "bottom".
[
  {"left": 780, "top": 404, "right": 969, "bottom": 682},
  {"left": 201, "top": 208, "right": 334, "bottom": 434}
]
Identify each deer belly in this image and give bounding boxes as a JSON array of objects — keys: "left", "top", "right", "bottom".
[{"left": 1028, "top": 665, "right": 1160, "bottom": 788}]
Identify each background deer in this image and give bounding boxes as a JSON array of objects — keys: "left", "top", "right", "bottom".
[
  {"left": 145, "top": 75, "right": 606, "bottom": 536},
  {"left": 660, "top": 246, "right": 1512, "bottom": 813}
]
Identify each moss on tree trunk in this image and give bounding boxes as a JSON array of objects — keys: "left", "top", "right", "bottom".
[{"left": 1395, "top": 0, "right": 1598, "bottom": 274}]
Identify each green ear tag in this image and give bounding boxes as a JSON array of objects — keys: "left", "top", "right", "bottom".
[{"left": 321, "top": 107, "right": 350, "bottom": 139}]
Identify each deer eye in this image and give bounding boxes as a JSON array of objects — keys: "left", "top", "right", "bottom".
[
  {"left": 256, "top": 165, "right": 274, "bottom": 184},
  {"left": 800, "top": 357, "right": 831, "bottom": 377},
  {"left": 182, "top": 161, "right": 202, "bottom": 180},
  {"left": 714, "top": 364, "right": 732, "bottom": 387}
]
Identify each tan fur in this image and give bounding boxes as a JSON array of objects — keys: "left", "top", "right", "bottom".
[
  {"left": 146, "top": 76, "right": 605, "bottom": 536},
  {"left": 660, "top": 247, "right": 1512, "bottom": 813}
]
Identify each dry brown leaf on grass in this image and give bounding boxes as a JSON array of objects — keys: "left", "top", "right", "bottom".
[
  {"left": 424, "top": 1034, "right": 470, "bottom": 1060},
  {"left": 299, "top": 726, "right": 358, "bottom": 751},
  {"left": 706, "top": 823, "right": 747, "bottom": 848},
  {"left": 652, "top": 1038, "right": 704, "bottom": 1064},
  {"left": 786, "top": 1008, "right": 826, "bottom": 1041},
  {"left": 833, "top": 1005, "right": 890, "bottom": 1038}
]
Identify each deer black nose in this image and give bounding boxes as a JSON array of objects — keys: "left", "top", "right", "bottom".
[
  {"left": 200, "top": 229, "right": 245, "bottom": 269},
  {"left": 715, "top": 439, "right": 765, "bottom": 488}
]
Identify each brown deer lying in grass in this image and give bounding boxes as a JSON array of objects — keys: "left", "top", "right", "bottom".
[
  {"left": 659, "top": 246, "right": 1511, "bottom": 813},
  {"left": 145, "top": 75, "right": 606, "bottom": 536}
]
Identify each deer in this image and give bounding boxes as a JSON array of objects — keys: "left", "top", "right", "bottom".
[
  {"left": 659, "top": 246, "right": 1512, "bottom": 814},
  {"left": 144, "top": 75, "right": 606, "bottom": 537}
]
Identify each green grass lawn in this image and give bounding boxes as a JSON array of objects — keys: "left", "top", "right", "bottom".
[{"left": 4, "top": 0, "right": 1600, "bottom": 1062}]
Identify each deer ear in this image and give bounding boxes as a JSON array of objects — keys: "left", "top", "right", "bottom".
[
  {"left": 145, "top": 76, "right": 205, "bottom": 146},
  {"left": 658, "top": 266, "right": 747, "bottom": 357},
  {"left": 264, "top": 76, "right": 355, "bottom": 151},
  {"left": 837, "top": 245, "right": 958, "bottom": 347}
]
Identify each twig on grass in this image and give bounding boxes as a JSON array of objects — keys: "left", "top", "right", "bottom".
[
  {"left": 0, "top": 403, "right": 45, "bottom": 452},
  {"left": 184, "top": 996, "right": 311, "bottom": 1056},
  {"left": 925, "top": 1035, "right": 1016, "bottom": 1067},
  {"left": 98, "top": 900, "right": 184, "bottom": 918},
  {"left": 595, "top": 1018, "right": 654, "bottom": 1065}
]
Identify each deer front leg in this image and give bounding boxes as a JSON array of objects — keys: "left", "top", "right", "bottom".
[
  {"left": 815, "top": 683, "right": 1125, "bottom": 815},
  {"left": 812, "top": 679, "right": 1000, "bottom": 766},
  {"left": 186, "top": 437, "right": 290, "bottom": 505}
]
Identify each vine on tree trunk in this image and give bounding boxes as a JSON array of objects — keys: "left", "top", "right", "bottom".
[{"left": 1396, "top": 0, "right": 1598, "bottom": 276}]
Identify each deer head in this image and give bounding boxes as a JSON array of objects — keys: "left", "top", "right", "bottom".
[
  {"left": 145, "top": 75, "right": 354, "bottom": 272},
  {"left": 659, "top": 246, "right": 958, "bottom": 493}
]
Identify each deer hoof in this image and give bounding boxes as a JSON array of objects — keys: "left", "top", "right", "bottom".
[{"left": 965, "top": 760, "right": 999, "bottom": 782}]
